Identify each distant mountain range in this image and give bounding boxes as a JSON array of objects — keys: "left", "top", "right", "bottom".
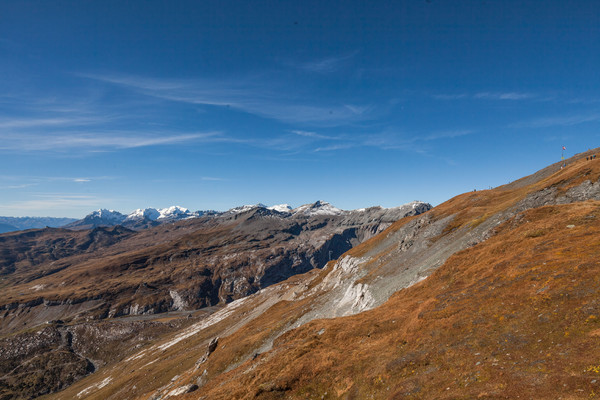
[
  {"left": 0, "top": 216, "right": 78, "bottom": 234},
  {"left": 63, "top": 201, "right": 424, "bottom": 230},
  {"left": 0, "top": 201, "right": 420, "bottom": 234},
  {"left": 63, "top": 205, "right": 209, "bottom": 230}
]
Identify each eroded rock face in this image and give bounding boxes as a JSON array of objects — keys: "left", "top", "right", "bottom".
[
  {"left": 0, "top": 201, "right": 431, "bottom": 327},
  {"left": 0, "top": 315, "right": 202, "bottom": 400},
  {"left": 0, "top": 201, "right": 430, "bottom": 398}
]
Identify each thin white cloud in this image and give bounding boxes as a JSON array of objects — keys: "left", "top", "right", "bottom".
[
  {"left": 512, "top": 112, "right": 600, "bottom": 128},
  {"left": 0, "top": 117, "right": 103, "bottom": 129},
  {"left": 433, "top": 92, "right": 536, "bottom": 101},
  {"left": 423, "top": 130, "right": 474, "bottom": 141},
  {"left": 261, "top": 135, "right": 309, "bottom": 152},
  {"left": 316, "top": 133, "right": 408, "bottom": 152},
  {"left": 314, "top": 143, "right": 355, "bottom": 152},
  {"left": 474, "top": 92, "right": 535, "bottom": 100},
  {"left": 0, "top": 183, "right": 38, "bottom": 189},
  {"left": 311, "top": 128, "right": 474, "bottom": 153},
  {"left": 296, "top": 52, "right": 358, "bottom": 74},
  {"left": 0, "top": 175, "right": 115, "bottom": 183},
  {"left": 344, "top": 104, "right": 371, "bottom": 115},
  {"left": 0, "top": 176, "right": 116, "bottom": 190},
  {"left": 200, "top": 176, "right": 226, "bottom": 181},
  {"left": 0, "top": 193, "right": 107, "bottom": 213},
  {"left": 257, "top": 129, "right": 347, "bottom": 152},
  {"left": 80, "top": 73, "right": 373, "bottom": 126},
  {"left": 361, "top": 133, "right": 418, "bottom": 151},
  {"left": 292, "top": 130, "right": 319, "bottom": 138},
  {"left": 291, "top": 130, "right": 339, "bottom": 140},
  {"left": 0, "top": 131, "right": 228, "bottom": 151},
  {"left": 432, "top": 94, "right": 469, "bottom": 100}
]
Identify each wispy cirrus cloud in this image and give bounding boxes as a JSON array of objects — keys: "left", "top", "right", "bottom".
[
  {"left": 80, "top": 73, "right": 373, "bottom": 126},
  {"left": 257, "top": 128, "right": 348, "bottom": 152},
  {"left": 0, "top": 131, "right": 230, "bottom": 151},
  {"left": 312, "top": 132, "right": 407, "bottom": 152},
  {"left": 0, "top": 183, "right": 38, "bottom": 190},
  {"left": 511, "top": 112, "right": 600, "bottom": 128},
  {"left": 0, "top": 116, "right": 104, "bottom": 129},
  {"left": 422, "top": 129, "right": 474, "bottom": 141},
  {"left": 433, "top": 91, "right": 536, "bottom": 101},
  {"left": 314, "top": 143, "right": 355, "bottom": 152},
  {"left": 343, "top": 104, "right": 372, "bottom": 115},
  {"left": 312, "top": 129, "right": 475, "bottom": 153},
  {"left": 474, "top": 92, "right": 535, "bottom": 100},
  {"left": 0, "top": 175, "right": 114, "bottom": 190},
  {"left": 0, "top": 193, "right": 109, "bottom": 213},
  {"left": 294, "top": 52, "right": 359, "bottom": 74},
  {"left": 431, "top": 93, "right": 469, "bottom": 100},
  {"left": 291, "top": 130, "right": 340, "bottom": 140}
]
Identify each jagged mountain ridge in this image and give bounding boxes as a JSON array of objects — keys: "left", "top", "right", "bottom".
[
  {"left": 63, "top": 200, "right": 411, "bottom": 230},
  {"left": 41, "top": 148, "right": 600, "bottom": 400}
]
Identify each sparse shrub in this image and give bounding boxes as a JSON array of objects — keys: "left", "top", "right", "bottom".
[{"left": 524, "top": 229, "right": 547, "bottom": 238}]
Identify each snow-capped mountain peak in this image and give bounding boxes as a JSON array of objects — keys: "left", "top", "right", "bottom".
[
  {"left": 67, "top": 201, "right": 432, "bottom": 231},
  {"left": 227, "top": 203, "right": 267, "bottom": 214},
  {"left": 125, "top": 206, "right": 194, "bottom": 221},
  {"left": 156, "top": 206, "right": 191, "bottom": 220},
  {"left": 267, "top": 204, "right": 293, "bottom": 213},
  {"left": 126, "top": 208, "right": 161, "bottom": 221},
  {"left": 292, "top": 200, "right": 343, "bottom": 217},
  {"left": 90, "top": 209, "right": 126, "bottom": 222}
]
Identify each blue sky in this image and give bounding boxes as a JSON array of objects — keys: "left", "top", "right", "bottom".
[{"left": 1, "top": 0, "right": 599, "bottom": 217}]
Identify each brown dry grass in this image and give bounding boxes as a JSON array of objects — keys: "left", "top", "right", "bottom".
[
  {"left": 40, "top": 151, "right": 600, "bottom": 399},
  {"left": 350, "top": 152, "right": 600, "bottom": 262},
  {"left": 192, "top": 201, "right": 600, "bottom": 399}
]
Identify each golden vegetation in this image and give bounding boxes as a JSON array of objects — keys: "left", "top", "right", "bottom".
[
  {"left": 193, "top": 201, "right": 600, "bottom": 399},
  {"left": 42, "top": 150, "right": 600, "bottom": 399}
]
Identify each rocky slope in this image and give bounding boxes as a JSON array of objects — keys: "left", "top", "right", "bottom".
[
  {"left": 41, "top": 149, "right": 600, "bottom": 400},
  {"left": 0, "top": 201, "right": 430, "bottom": 322},
  {"left": 195, "top": 201, "right": 600, "bottom": 399},
  {"left": 0, "top": 201, "right": 429, "bottom": 399}
]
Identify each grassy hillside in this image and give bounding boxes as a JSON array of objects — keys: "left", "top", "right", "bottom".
[
  {"left": 198, "top": 201, "right": 600, "bottom": 399},
  {"left": 46, "top": 150, "right": 600, "bottom": 399}
]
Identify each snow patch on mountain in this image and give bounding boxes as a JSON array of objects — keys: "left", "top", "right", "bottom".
[
  {"left": 267, "top": 204, "right": 293, "bottom": 213},
  {"left": 124, "top": 206, "right": 196, "bottom": 221},
  {"left": 70, "top": 200, "right": 432, "bottom": 230},
  {"left": 226, "top": 203, "right": 267, "bottom": 214},
  {"left": 90, "top": 209, "right": 126, "bottom": 223},
  {"left": 157, "top": 206, "right": 192, "bottom": 220},
  {"left": 126, "top": 208, "right": 161, "bottom": 221},
  {"left": 292, "top": 200, "right": 343, "bottom": 216}
]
